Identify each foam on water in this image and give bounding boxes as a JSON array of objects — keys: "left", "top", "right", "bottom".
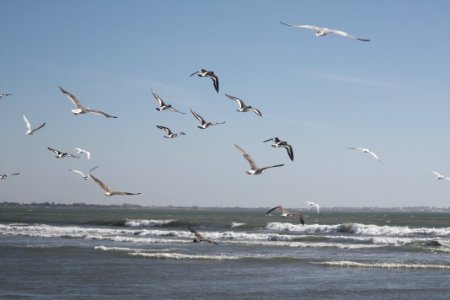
[
  {"left": 129, "top": 252, "right": 240, "bottom": 260},
  {"left": 125, "top": 219, "right": 175, "bottom": 227},
  {"left": 317, "top": 260, "right": 450, "bottom": 269}
]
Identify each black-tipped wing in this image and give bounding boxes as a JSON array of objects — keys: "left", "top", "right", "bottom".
[
  {"left": 59, "top": 86, "right": 84, "bottom": 108},
  {"left": 85, "top": 108, "right": 117, "bottom": 118},
  {"left": 260, "top": 164, "right": 285, "bottom": 172},
  {"left": 283, "top": 144, "right": 294, "bottom": 161},
  {"left": 266, "top": 205, "right": 282, "bottom": 215},
  {"left": 47, "top": 147, "right": 61, "bottom": 155},
  {"left": 90, "top": 174, "right": 111, "bottom": 193},
  {"left": 156, "top": 125, "right": 173, "bottom": 135},
  {"left": 208, "top": 73, "right": 219, "bottom": 93},
  {"left": 190, "top": 108, "right": 206, "bottom": 125},
  {"left": 225, "top": 94, "right": 246, "bottom": 109},
  {"left": 151, "top": 90, "right": 165, "bottom": 106},
  {"left": 189, "top": 70, "right": 199, "bottom": 77}
]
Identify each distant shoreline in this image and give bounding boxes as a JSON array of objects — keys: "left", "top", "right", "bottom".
[{"left": 1, "top": 201, "right": 449, "bottom": 213}]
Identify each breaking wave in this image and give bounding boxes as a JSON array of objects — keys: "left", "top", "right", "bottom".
[
  {"left": 124, "top": 219, "right": 175, "bottom": 227},
  {"left": 317, "top": 260, "right": 450, "bottom": 270}
]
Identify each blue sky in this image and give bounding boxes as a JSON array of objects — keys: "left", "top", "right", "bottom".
[{"left": 1, "top": 0, "right": 449, "bottom": 208}]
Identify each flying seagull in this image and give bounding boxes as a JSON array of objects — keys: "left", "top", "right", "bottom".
[
  {"left": 306, "top": 201, "right": 320, "bottom": 214},
  {"left": 48, "top": 147, "right": 80, "bottom": 158},
  {"left": 74, "top": 147, "right": 91, "bottom": 160},
  {"left": 151, "top": 90, "right": 185, "bottom": 114},
  {"left": 348, "top": 147, "right": 382, "bottom": 163},
  {"left": 263, "top": 137, "right": 294, "bottom": 161},
  {"left": 22, "top": 113, "right": 46, "bottom": 135},
  {"left": 0, "top": 172, "right": 20, "bottom": 180},
  {"left": 224, "top": 94, "right": 262, "bottom": 117},
  {"left": 0, "top": 93, "right": 12, "bottom": 99},
  {"left": 280, "top": 21, "right": 370, "bottom": 42},
  {"left": 69, "top": 166, "right": 99, "bottom": 180},
  {"left": 156, "top": 125, "right": 186, "bottom": 138},
  {"left": 266, "top": 205, "right": 305, "bottom": 225},
  {"left": 429, "top": 169, "right": 450, "bottom": 181},
  {"left": 189, "top": 69, "right": 219, "bottom": 93},
  {"left": 58, "top": 86, "right": 117, "bottom": 118},
  {"left": 234, "top": 144, "right": 284, "bottom": 175},
  {"left": 90, "top": 174, "right": 141, "bottom": 196},
  {"left": 190, "top": 108, "right": 225, "bottom": 129},
  {"left": 187, "top": 226, "right": 219, "bottom": 245}
]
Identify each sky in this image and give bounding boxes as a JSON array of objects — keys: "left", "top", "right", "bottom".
[{"left": 1, "top": 0, "right": 449, "bottom": 208}]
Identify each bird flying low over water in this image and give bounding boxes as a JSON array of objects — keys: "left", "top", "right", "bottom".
[
  {"left": 234, "top": 144, "right": 284, "bottom": 175},
  {"left": 90, "top": 174, "right": 141, "bottom": 197},
  {"left": 0, "top": 172, "right": 20, "bottom": 180},
  {"left": 189, "top": 69, "right": 219, "bottom": 93},
  {"left": 429, "top": 169, "right": 450, "bottom": 181},
  {"left": 75, "top": 148, "right": 91, "bottom": 160},
  {"left": 280, "top": 21, "right": 370, "bottom": 42},
  {"left": 58, "top": 86, "right": 118, "bottom": 118},
  {"left": 348, "top": 147, "right": 382, "bottom": 163},
  {"left": 0, "top": 93, "right": 12, "bottom": 99},
  {"left": 48, "top": 147, "right": 80, "bottom": 158},
  {"left": 266, "top": 205, "right": 305, "bottom": 225},
  {"left": 187, "top": 226, "right": 219, "bottom": 245},
  {"left": 22, "top": 113, "right": 46, "bottom": 135},
  {"left": 224, "top": 94, "right": 262, "bottom": 117},
  {"left": 263, "top": 137, "right": 294, "bottom": 161},
  {"left": 190, "top": 108, "right": 225, "bottom": 129},
  {"left": 156, "top": 125, "right": 186, "bottom": 138},
  {"left": 306, "top": 201, "right": 320, "bottom": 214},
  {"left": 151, "top": 90, "right": 185, "bottom": 114},
  {"left": 69, "top": 166, "right": 99, "bottom": 180}
]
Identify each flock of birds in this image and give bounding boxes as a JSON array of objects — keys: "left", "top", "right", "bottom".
[{"left": 1, "top": 21, "right": 448, "bottom": 245}]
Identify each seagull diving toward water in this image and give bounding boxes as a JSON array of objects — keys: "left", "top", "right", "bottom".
[
  {"left": 306, "top": 201, "right": 320, "bottom": 214},
  {"left": 190, "top": 108, "right": 225, "bottom": 129},
  {"left": 48, "top": 147, "right": 80, "bottom": 159},
  {"left": 234, "top": 144, "right": 284, "bottom": 175},
  {"left": 189, "top": 69, "right": 219, "bottom": 93},
  {"left": 58, "top": 86, "right": 117, "bottom": 118},
  {"left": 280, "top": 21, "right": 370, "bottom": 42},
  {"left": 75, "top": 148, "right": 91, "bottom": 160},
  {"left": 263, "top": 137, "right": 294, "bottom": 161},
  {"left": 348, "top": 147, "right": 382, "bottom": 163},
  {"left": 151, "top": 90, "right": 185, "bottom": 114},
  {"left": 90, "top": 174, "right": 141, "bottom": 196},
  {"left": 22, "top": 113, "right": 46, "bottom": 135},
  {"left": 266, "top": 205, "right": 305, "bottom": 225},
  {"left": 0, "top": 172, "right": 20, "bottom": 180},
  {"left": 429, "top": 169, "right": 450, "bottom": 181},
  {"left": 224, "top": 94, "right": 262, "bottom": 117},
  {"left": 68, "top": 166, "right": 99, "bottom": 180},
  {"left": 156, "top": 125, "right": 186, "bottom": 138},
  {"left": 187, "top": 226, "right": 219, "bottom": 245},
  {"left": 0, "top": 93, "right": 12, "bottom": 99}
]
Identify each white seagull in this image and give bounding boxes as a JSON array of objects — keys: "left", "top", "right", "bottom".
[
  {"left": 266, "top": 205, "right": 305, "bottom": 225},
  {"left": 47, "top": 147, "right": 80, "bottom": 159},
  {"left": 234, "top": 144, "right": 284, "bottom": 175},
  {"left": 348, "top": 147, "right": 382, "bottom": 163},
  {"left": 156, "top": 125, "right": 186, "bottom": 138},
  {"left": 429, "top": 169, "right": 450, "bottom": 181},
  {"left": 0, "top": 172, "right": 20, "bottom": 180},
  {"left": 224, "top": 94, "right": 262, "bottom": 117},
  {"left": 189, "top": 69, "right": 219, "bottom": 93},
  {"left": 75, "top": 147, "right": 91, "bottom": 160},
  {"left": 0, "top": 93, "right": 12, "bottom": 99},
  {"left": 59, "top": 86, "right": 118, "bottom": 118},
  {"left": 280, "top": 21, "right": 370, "bottom": 42},
  {"left": 22, "top": 113, "right": 46, "bottom": 135},
  {"left": 306, "top": 201, "right": 320, "bottom": 214},
  {"left": 69, "top": 166, "right": 99, "bottom": 180},
  {"left": 263, "top": 137, "right": 294, "bottom": 161},
  {"left": 90, "top": 174, "right": 141, "bottom": 196},
  {"left": 187, "top": 226, "right": 219, "bottom": 245},
  {"left": 190, "top": 108, "right": 225, "bottom": 129},
  {"left": 151, "top": 90, "right": 185, "bottom": 114}
]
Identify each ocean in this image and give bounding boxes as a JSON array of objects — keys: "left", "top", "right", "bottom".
[{"left": 1, "top": 206, "right": 449, "bottom": 299}]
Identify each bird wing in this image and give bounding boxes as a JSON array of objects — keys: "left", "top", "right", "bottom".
[
  {"left": 22, "top": 114, "right": 31, "bottom": 131},
  {"left": 329, "top": 29, "right": 370, "bottom": 41},
  {"left": 151, "top": 90, "right": 165, "bottom": 106},
  {"left": 113, "top": 191, "right": 141, "bottom": 196},
  {"left": 69, "top": 169, "right": 87, "bottom": 178},
  {"left": 156, "top": 125, "right": 173, "bottom": 135},
  {"left": 263, "top": 137, "right": 276, "bottom": 143},
  {"left": 266, "top": 205, "right": 282, "bottom": 215},
  {"left": 59, "top": 86, "right": 84, "bottom": 108},
  {"left": 31, "top": 122, "right": 46, "bottom": 134},
  {"left": 225, "top": 94, "right": 246, "bottom": 108},
  {"left": 368, "top": 150, "right": 381, "bottom": 162},
  {"left": 85, "top": 108, "right": 117, "bottom": 118},
  {"left": 430, "top": 169, "right": 445, "bottom": 178},
  {"left": 249, "top": 108, "right": 263, "bottom": 117},
  {"left": 89, "top": 174, "right": 111, "bottom": 193},
  {"left": 89, "top": 165, "right": 99, "bottom": 173},
  {"left": 189, "top": 70, "right": 199, "bottom": 77},
  {"left": 168, "top": 107, "right": 186, "bottom": 114},
  {"left": 47, "top": 147, "right": 60, "bottom": 155},
  {"left": 234, "top": 144, "right": 258, "bottom": 170},
  {"left": 190, "top": 109, "right": 206, "bottom": 124},
  {"left": 208, "top": 73, "right": 219, "bottom": 93},
  {"left": 259, "top": 164, "right": 285, "bottom": 172},
  {"left": 299, "top": 24, "right": 324, "bottom": 32},
  {"left": 283, "top": 144, "right": 294, "bottom": 161}
]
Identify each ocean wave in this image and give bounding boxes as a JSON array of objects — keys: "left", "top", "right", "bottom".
[
  {"left": 231, "top": 222, "right": 246, "bottom": 229},
  {"left": 128, "top": 252, "right": 239, "bottom": 260},
  {"left": 316, "top": 260, "right": 450, "bottom": 270},
  {"left": 124, "top": 219, "right": 175, "bottom": 227}
]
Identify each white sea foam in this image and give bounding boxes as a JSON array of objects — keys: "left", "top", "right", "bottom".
[
  {"left": 125, "top": 219, "right": 175, "bottom": 227},
  {"left": 231, "top": 222, "right": 246, "bottom": 229},
  {"left": 129, "top": 252, "right": 239, "bottom": 260},
  {"left": 317, "top": 260, "right": 450, "bottom": 270}
]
